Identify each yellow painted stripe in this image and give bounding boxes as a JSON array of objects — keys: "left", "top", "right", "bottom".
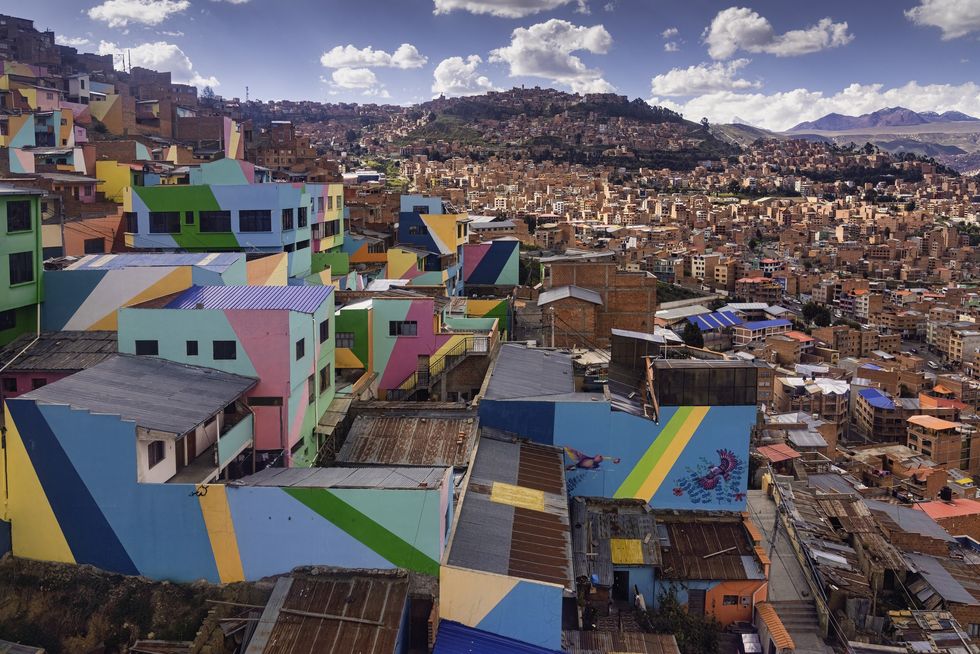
[
  {"left": 198, "top": 485, "right": 245, "bottom": 583},
  {"left": 490, "top": 481, "right": 545, "bottom": 512},
  {"left": 633, "top": 406, "right": 709, "bottom": 501}
]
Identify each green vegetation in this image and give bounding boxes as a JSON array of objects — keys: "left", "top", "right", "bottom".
[
  {"left": 396, "top": 115, "right": 486, "bottom": 147},
  {"left": 802, "top": 301, "right": 832, "bottom": 327},
  {"left": 682, "top": 321, "right": 705, "bottom": 348},
  {"left": 657, "top": 281, "right": 707, "bottom": 303},
  {"left": 643, "top": 590, "right": 721, "bottom": 654}
]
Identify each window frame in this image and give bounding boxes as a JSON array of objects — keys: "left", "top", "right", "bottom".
[
  {"left": 199, "top": 210, "right": 232, "bottom": 233},
  {"left": 186, "top": 340, "right": 198, "bottom": 356},
  {"left": 149, "top": 211, "right": 181, "bottom": 234},
  {"left": 5, "top": 199, "right": 32, "bottom": 233},
  {"left": 134, "top": 339, "right": 159, "bottom": 356},
  {"left": 336, "top": 332, "right": 355, "bottom": 349},
  {"left": 239, "top": 209, "right": 272, "bottom": 233},
  {"left": 8, "top": 251, "right": 34, "bottom": 286},
  {"left": 388, "top": 320, "right": 418, "bottom": 337},
  {"left": 319, "top": 319, "right": 329, "bottom": 344},
  {"left": 147, "top": 440, "right": 165, "bottom": 468},
  {"left": 213, "top": 340, "right": 237, "bottom": 360},
  {"left": 296, "top": 337, "right": 306, "bottom": 361}
]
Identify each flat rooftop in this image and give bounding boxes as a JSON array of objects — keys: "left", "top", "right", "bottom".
[
  {"left": 337, "top": 409, "right": 478, "bottom": 468},
  {"left": 19, "top": 354, "right": 256, "bottom": 437},
  {"left": 67, "top": 252, "right": 244, "bottom": 272},
  {"left": 483, "top": 344, "right": 576, "bottom": 401}
]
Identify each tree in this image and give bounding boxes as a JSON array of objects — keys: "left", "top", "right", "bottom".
[
  {"left": 682, "top": 321, "right": 705, "bottom": 348},
  {"left": 201, "top": 86, "right": 215, "bottom": 105},
  {"left": 647, "top": 590, "right": 720, "bottom": 654},
  {"left": 700, "top": 116, "right": 710, "bottom": 131},
  {"left": 802, "top": 301, "right": 832, "bottom": 327}
]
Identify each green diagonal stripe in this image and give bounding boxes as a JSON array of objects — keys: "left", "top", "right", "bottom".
[
  {"left": 283, "top": 487, "right": 440, "bottom": 576},
  {"left": 614, "top": 407, "right": 693, "bottom": 499}
]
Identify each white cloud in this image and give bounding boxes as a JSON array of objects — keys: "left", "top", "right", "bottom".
[
  {"left": 649, "top": 81, "right": 980, "bottom": 131},
  {"left": 650, "top": 59, "right": 759, "bottom": 96},
  {"left": 489, "top": 19, "right": 614, "bottom": 93},
  {"left": 704, "top": 7, "right": 853, "bottom": 59},
  {"left": 432, "top": 55, "right": 498, "bottom": 97},
  {"left": 320, "top": 44, "right": 426, "bottom": 69},
  {"left": 212, "top": 0, "right": 250, "bottom": 3},
  {"left": 663, "top": 42, "right": 679, "bottom": 52},
  {"left": 56, "top": 35, "right": 91, "bottom": 47},
  {"left": 328, "top": 67, "right": 390, "bottom": 98},
  {"left": 433, "top": 0, "right": 588, "bottom": 18},
  {"left": 87, "top": 0, "right": 189, "bottom": 27},
  {"left": 906, "top": 0, "right": 980, "bottom": 39},
  {"left": 98, "top": 40, "right": 219, "bottom": 88},
  {"left": 661, "top": 27, "right": 679, "bottom": 38}
]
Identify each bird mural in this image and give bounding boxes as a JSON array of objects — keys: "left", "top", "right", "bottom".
[
  {"left": 671, "top": 449, "right": 744, "bottom": 505},
  {"left": 563, "top": 446, "right": 621, "bottom": 471}
]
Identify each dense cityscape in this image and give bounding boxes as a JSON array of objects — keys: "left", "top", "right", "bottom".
[{"left": 1, "top": 2, "right": 980, "bottom": 653}]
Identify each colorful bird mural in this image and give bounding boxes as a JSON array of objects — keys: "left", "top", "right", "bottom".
[
  {"left": 671, "top": 449, "right": 744, "bottom": 505},
  {"left": 563, "top": 446, "right": 621, "bottom": 471}
]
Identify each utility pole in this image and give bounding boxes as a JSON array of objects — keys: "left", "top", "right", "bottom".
[
  {"left": 246, "top": 85, "right": 249, "bottom": 103},
  {"left": 550, "top": 307, "right": 555, "bottom": 348}
]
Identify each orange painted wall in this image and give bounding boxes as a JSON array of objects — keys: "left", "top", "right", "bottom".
[
  {"left": 705, "top": 579, "right": 768, "bottom": 625},
  {"left": 63, "top": 212, "right": 125, "bottom": 257}
]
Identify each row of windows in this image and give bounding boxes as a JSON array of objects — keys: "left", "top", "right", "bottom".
[
  {"left": 2, "top": 377, "right": 47, "bottom": 393},
  {"left": 131, "top": 209, "right": 296, "bottom": 234},
  {"left": 135, "top": 339, "right": 237, "bottom": 360}
]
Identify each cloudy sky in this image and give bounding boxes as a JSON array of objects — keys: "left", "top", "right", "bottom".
[{"left": 18, "top": 0, "right": 980, "bottom": 130}]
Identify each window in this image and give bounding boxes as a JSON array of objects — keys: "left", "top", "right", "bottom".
[
  {"left": 368, "top": 241, "right": 386, "bottom": 254},
  {"left": 2, "top": 377, "right": 17, "bottom": 393},
  {"left": 247, "top": 396, "right": 283, "bottom": 406},
  {"left": 6, "top": 200, "right": 31, "bottom": 232},
  {"left": 239, "top": 209, "right": 272, "bottom": 232},
  {"left": 336, "top": 195, "right": 343, "bottom": 210},
  {"left": 389, "top": 320, "right": 418, "bottom": 337},
  {"left": 327, "top": 196, "right": 333, "bottom": 210},
  {"left": 147, "top": 440, "right": 165, "bottom": 468},
  {"left": 296, "top": 240, "right": 310, "bottom": 250},
  {"left": 8, "top": 251, "right": 33, "bottom": 285},
  {"left": 298, "top": 206, "right": 308, "bottom": 228},
  {"left": 213, "top": 340, "right": 237, "bottom": 360},
  {"left": 186, "top": 340, "right": 198, "bottom": 356},
  {"left": 412, "top": 205, "right": 429, "bottom": 214},
  {"left": 336, "top": 332, "right": 355, "bottom": 349},
  {"left": 135, "top": 340, "right": 159, "bottom": 356},
  {"left": 184, "top": 211, "right": 194, "bottom": 225},
  {"left": 317, "top": 197, "right": 324, "bottom": 212},
  {"left": 281, "top": 208, "right": 294, "bottom": 231},
  {"left": 308, "top": 374, "right": 316, "bottom": 404},
  {"left": 0, "top": 309, "right": 15, "bottom": 331},
  {"left": 296, "top": 337, "right": 305, "bottom": 360},
  {"left": 31, "top": 378, "right": 46, "bottom": 390},
  {"left": 284, "top": 243, "right": 295, "bottom": 253},
  {"left": 722, "top": 595, "right": 738, "bottom": 606},
  {"left": 83, "top": 238, "right": 104, "bottom": 254},
  {"left": 199, "top": 210, "right": 232, "bottom": 233},
  {"left": 124, "top": 211, "right": 138, "bottom": 233},
  {"left": 149, "top": 211, "right": 180, "bottom": 233},
  {"left": 319, "top": 364, "right": 331, "bottom": 393},
  {"left": 408, "top": 225, "right": 423, "bottom": 235},
  {"left": 319, "top": 319, "right": 329, "bottom": 343}
]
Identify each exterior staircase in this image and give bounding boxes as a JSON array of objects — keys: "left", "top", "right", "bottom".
[
  {"left": 387, "top": 333, "right": 497, "bottom": 401},
  {"left": 768, "top": 600, "right": 821, "bottom": 634}
]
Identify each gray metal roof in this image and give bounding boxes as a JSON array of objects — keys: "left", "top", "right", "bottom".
[
  {"left": 0, "top": 331, "right": 117, "bottom": 372},
  {"left": 571, "top": 497, "right": 660, "bottom": 587},
  {"left": 0, "top": 184, "right": 44, "bottom": 196},
  {"left": 233, "top": 465, "right": 448, "bottom": 489},
  {"left": 906, "top": 553, "right": 979, "bottom": 606},
  {"left": 537, "top": 285, "right": 603, "bottom": 307},
  {"left": 483, "top": 344, "right": 576, "bottom": 400},
  {"left": 19, "top": 354, "right": 256, "bottom": 436},
  {"left": 864, "top": 499, "right": 955, "bottom": 543},
  {"left": 446, "top": 435, "right": 573, "bottom": 590}
]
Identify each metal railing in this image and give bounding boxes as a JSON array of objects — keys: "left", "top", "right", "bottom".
[{"left": 388, "top": 332, "right": 498, "bottom": 401}]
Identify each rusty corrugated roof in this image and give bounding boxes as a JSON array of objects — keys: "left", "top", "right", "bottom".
[
  {"left": 756, "top": 603, "right": 795, "bottom": 651},
  {"left": 244, "top": 571, "right": 409, "bottom": 654},
  {"left": 337, "top": 410, "right": 478, "bottom": 467}
]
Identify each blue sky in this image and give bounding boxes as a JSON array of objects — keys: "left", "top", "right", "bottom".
[{"left": 12, "top": 0, "right": 980, "bottom": 129}]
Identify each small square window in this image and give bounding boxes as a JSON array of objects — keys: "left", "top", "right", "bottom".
[
  {"left": 336, "top": 332, "right": 355, "bottom": 349},
  {"left": 135, "top": 340, "right": 159, "bottom": 356},
  {"left": 2, "top": 377, "right": 17, "bottom": 393},
  {"left": 296, "top": 337, "right": 305, "bottom": 360},
  {"left": 213, "top": 340, "right": 236, "bottom": 360},
  {"left": 186, "top": 340, "right": 198, "bottom": 356},
  {"left": 5, "top": 200, "right": 32, "bottom": 232},
  {"left": 184, "top": 211, "right": 194, "bottom": 225},
  {"left": 148, "top": 440, "right": 165, "bottom": 468},
  {"left": 31, "top": 378, "right": 46, "bottom": 390}
]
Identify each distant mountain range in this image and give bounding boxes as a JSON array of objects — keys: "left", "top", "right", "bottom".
[{"left": 789, "top": 107, "right": 979, "bottom": 132}]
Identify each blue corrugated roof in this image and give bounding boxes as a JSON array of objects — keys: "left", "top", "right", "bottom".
[
  {"left": 166, "top": 285, "right": 332, "bottom": 313},
  {"left": 433, "top": 621, "right": 563, "bottom": 654},
  {"left": 740, "top": 319, "right": 792, "bottom": 331},
  {"left": 858, "top": 387, "right": 895, "bottom": 410},
  {"left": 688, "top": 310, "right": 744, "bottom": 331},
  {"left": 861, "top": 363, "right": 884, "bottom": 371},
  {"left": 69, "top": 253, "right": 244, "bottom": 271}
]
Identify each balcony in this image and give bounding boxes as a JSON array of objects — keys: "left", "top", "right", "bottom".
[{"left": 167, "top": 412, "right": 253, "bottom": 485}]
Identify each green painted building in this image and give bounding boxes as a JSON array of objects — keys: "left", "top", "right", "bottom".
[{"left": 0, "top": 185, "right": 44, "bottom": 346}]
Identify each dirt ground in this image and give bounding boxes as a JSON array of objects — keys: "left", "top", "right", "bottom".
[{"left": 0, "top": 554, "right": 271, "bottom": 654}]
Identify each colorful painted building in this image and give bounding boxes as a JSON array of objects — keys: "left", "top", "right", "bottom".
[
  {"left": 371, "top": 296, "right": 498, "bottom": 398},
  {"left": 396, "top": 195, "right": 469, "bottom": 295},
  {"left": 441, "top": 435, "right": 572, "bottom": 650},
  {"left": 0, "top": 355, "right": 450, "bottom": 583},
  {"left": 117, "top": 285, "right": 336, "bottom": 467},
  {"left": 478, "top": 346, "right": 760, "bottom": 512},
  {"left": 1, "top": 185, "right": 44, "bottom": 346},
  {"left": 42, "top": 253, "right": 248, "bottom": 332},
  {"left": 123, "top": 181, "right": 344, "bottom": 280},
  {"left": 462, "top": 239, "right": 520, "bottom": 288}
]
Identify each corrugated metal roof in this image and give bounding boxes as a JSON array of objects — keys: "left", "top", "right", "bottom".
[
  {"left": 738, "top": 319, "right": 792, "bottom": 330},
  {"left": 0, "top": 331, "right": 116, "bottom": 371},
  {"left": 337, "top": 410, "right": 478, "bottom": 467},
  {"left": 483, "top": 345, "right": 575, "bottom": 401},
  {"left": 434, "top": 621, "right": 563, "bottom": 654},
  {"left": 446, "top": 435, "right": 573, "bottom": 589},
  {"left": 858, "top": 387, "right": 896, "bottom": 410},
  {"left": 537, "top": 285, "right": 603, "bottom": 307},
  {"left": 906, "top": 553, "right": 980, "bottom": 606},
  {"left": 657, "top": 515, "right": 764, "bottom": 581},
  {"left": 234, "top": 465, "right": 447, "bottom": 489},
  {"left": 688, "top": 311, "right": 744, "bottom": 331},
  {"left": 244, "top": 572, "right": 408, "bottom": 654},
  {"left": 166, "top": 285, "right": 332, "bottom": 313},
  {"left": 68, "top": 252, "right": 244, "bottom": 271},
  {"left": 562, "top": 631, "right": 680, "bottom": 653},
  {"left": 865, "top": 499, "right": 955, "bottom": 543},
  {"left": 571, "top": 497, "right": 660, "bottom": 587},
  {"left": 19, "top": 354, "right": 256, "bottom": 436}
]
